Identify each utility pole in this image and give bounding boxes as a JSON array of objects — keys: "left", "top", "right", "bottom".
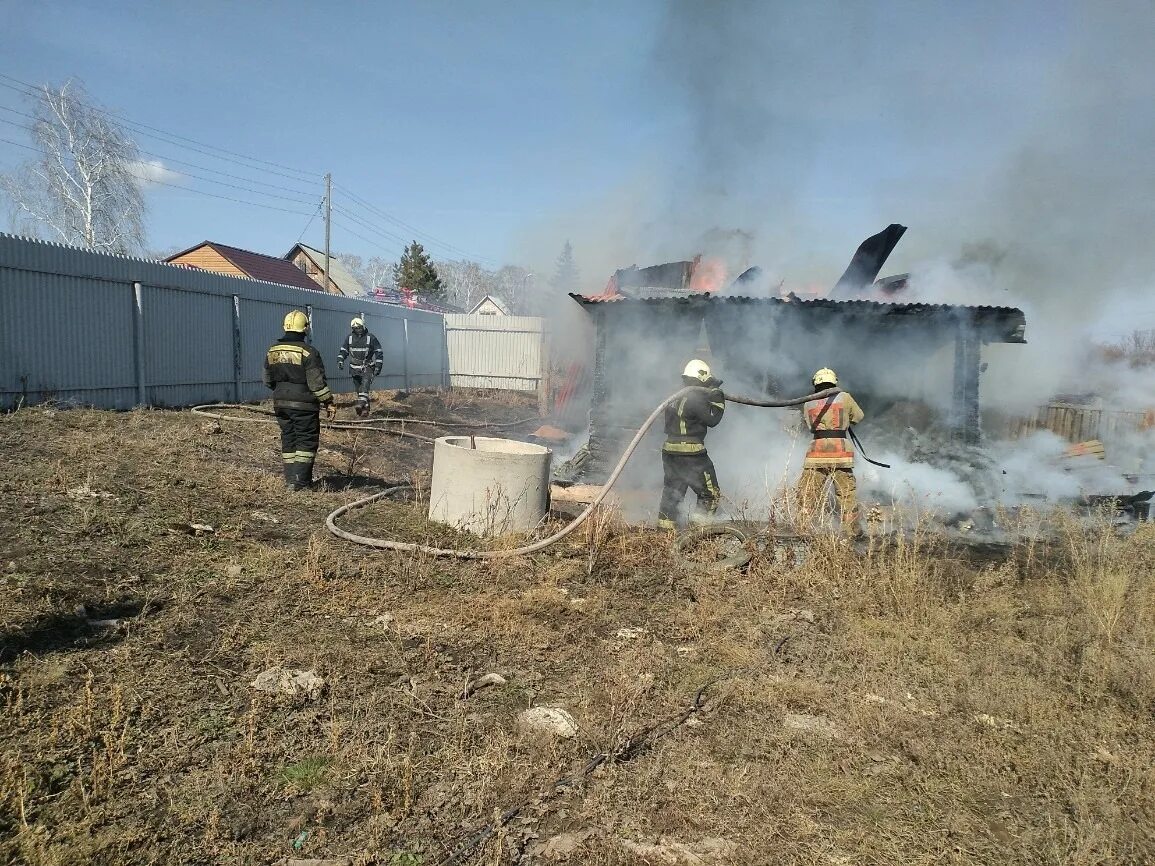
[{"left": 323, "top": 172, "right": 332, "bottom": 293}]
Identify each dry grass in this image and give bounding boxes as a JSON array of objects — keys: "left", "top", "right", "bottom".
[{"left": 1, "top": 397, "right": 1154, "bottom": 865}]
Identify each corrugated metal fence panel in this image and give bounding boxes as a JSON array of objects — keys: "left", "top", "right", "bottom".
[
  {"left": 0, "top": 233, "right": 447, "bottom": 409},
  {"left": 407, "top": 315, "right": 450, "bottom": 387},
  {"left": 444, "top": 314, "right": 543, "bottom": 391},
  {"left": 142, "top": 285, "right": 236, "bottom": 406},
  {"left": 0, "top": 260, "right": 139, "bottom": 408}
]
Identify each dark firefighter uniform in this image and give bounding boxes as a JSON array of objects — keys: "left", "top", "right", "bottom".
[
  {"left": 796, "top": 368, "right": 864, "bottom": 533},
  {"left": 658, "top": 360, "right": 726, "bottom": 529},
  {"left": 337, "top": 317, "right": 384, "bottom": 417},
  {"left": 263, "top": 310, "right": 334, "bottom": 490}
]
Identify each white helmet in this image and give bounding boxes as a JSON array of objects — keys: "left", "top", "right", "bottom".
[
  {"left": 682, "top": 359, "right": 712, "bottom": 382},
  {"left": 350, "top": 317, "right": 365, "bottom": 330}
]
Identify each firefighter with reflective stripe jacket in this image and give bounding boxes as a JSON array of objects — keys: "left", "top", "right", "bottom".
[
  {"left": 263, "top": 310, "right": 334, "bottom": 491},
  {"left": 658, "top": 359, "right": 726, "bottom": 529},
  {"left": 337, "top": 317, "right": 383, "bottom": 417},
  {"left": 796, "top": 367, "right": 865, "bottom": 535}
]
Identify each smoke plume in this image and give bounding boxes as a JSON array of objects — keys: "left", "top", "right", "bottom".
[{"left": 538, "top": 2, "right": 1155, "bottom": 521}]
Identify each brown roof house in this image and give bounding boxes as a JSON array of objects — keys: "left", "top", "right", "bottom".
[
  {"left": 284, "top": 243, "right": 365, "bottom": 297},
  {"left": 165, "top": 241, "right": 330, "bottom": 293}
]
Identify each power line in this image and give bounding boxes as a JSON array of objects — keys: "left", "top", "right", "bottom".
[
  {"left": 0, "top": 103, "right": 321, "bottom": 199},
  {"left": 296, "top": 201, "right": 323, "bottom": 244},
  {"left": 0, "top": 72, "right": 318, "bottom": 182},
  {"left": 0, "top": 71, "right": 498, "bottom": 263},
  {"left": 329, "top": 217, "right": 403, "bottom": 255},
  {"left": 0, "top": 77, "right": 320, "bottom": 186},
  {"left": 331, "top": 203, "right": 412, "bottom": 247},
  {"left": 0, "top": 135, "right": 316, "bottom": 216},
  {"left": 333, "top": 180, "right": 495, "bottom": 263},
  {"left": 0, "top": 114, "right": 319, "bottom": 205}
]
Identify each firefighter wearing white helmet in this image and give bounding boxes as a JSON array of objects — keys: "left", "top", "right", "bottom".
[
  {"left": 337, "top": 316, "right": 384, "bottom": 417},
  {"left": 263, "top": 310, "right": 334, "bottom": 490},
  {"left": 657, "top": 359, "right": 727, "bottom": 529},
  {"left": 797, "top": 367, "right": 865, "bottom": 536}
]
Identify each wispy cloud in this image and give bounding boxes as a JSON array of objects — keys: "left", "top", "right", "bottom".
[{"left": 127, "top": 158, "right": 183, "bottom": 188}]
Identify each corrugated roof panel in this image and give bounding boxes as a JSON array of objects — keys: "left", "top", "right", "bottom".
[
  {"left": 569, "top": 292, "right": 1023, "bottom": 314},
  {"left": 291, "top": 244, "right": 366, "bottom": 296},
  {"left": 567, "top": 291, "right": 1027, "bottom": 344}
]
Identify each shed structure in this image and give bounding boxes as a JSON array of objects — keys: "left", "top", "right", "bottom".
[{"left": 566, "top": 293, "right": 1027, "bottom": 483}]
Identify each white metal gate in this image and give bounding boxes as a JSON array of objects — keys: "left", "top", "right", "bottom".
[{"left": 444, "top": 314, "right": 545, "bottom": 392}]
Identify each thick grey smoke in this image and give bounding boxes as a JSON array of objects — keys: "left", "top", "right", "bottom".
[{"left": 537, "top": 2, "right": 1155, "bottom": 522}]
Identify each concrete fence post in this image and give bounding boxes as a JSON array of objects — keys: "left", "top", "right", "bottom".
[{"left": 132, "top": 281, "right": 147, "bottom": 407}]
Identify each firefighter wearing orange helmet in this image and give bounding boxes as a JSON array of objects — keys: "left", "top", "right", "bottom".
[{"left": 796, "top": 367, "right": 864, "bottom": 535}]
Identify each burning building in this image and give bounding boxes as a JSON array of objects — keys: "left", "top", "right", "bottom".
[{"left": 558, "top": 226, "right": 1028, "bottom": 485}]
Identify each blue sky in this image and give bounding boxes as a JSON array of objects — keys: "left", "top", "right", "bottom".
[
  {"left": 0, "top": 1, "right": 675, "bottom": 272},
  {"left": 3, "top": 0, "right": 1155, "bottom": 314}
]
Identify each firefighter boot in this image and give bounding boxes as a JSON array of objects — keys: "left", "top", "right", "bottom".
[
  {"left": 295, "top": 460, "right": 316, "bottom": 491},
  {"left": 282, "top": 463, "right": 297, "bottom": 487}
]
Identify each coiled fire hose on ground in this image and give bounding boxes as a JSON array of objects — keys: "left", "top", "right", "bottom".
[{"left": 322, "top": 386, "right": 840, "bottom": 559}]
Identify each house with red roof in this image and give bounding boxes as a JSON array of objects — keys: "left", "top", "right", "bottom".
[{"left": 164, "top": 241, "right": 337, "bottom": 294}]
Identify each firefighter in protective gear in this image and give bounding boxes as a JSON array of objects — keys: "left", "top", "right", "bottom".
[
  {"left": 657, "top": 360, "right": 726, "bottom": 530},
  {"left": 796, "top": 367, "right": 865, "bottom": 535},
  {"left": 337, "top": 317, "right": 384, "bottom": 417},
  {"left": 263, "top": 310, "right": 334, "bottom": 490}
]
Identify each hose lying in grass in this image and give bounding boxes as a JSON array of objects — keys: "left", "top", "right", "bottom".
[
  {"left": 191, "top": 402, "right": 539, "bottom": 444},
  {"left": 674, "top": 524, "right": 753, "bottom": 572},
  {"left": 324, "top": 387, "right": 839, "bottom": 559}
]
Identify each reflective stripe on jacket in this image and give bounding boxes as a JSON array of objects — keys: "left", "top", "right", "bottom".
[
  {"left": 803, "top": 391, "right": 864, "bottom": 468},
  {"left": 663, "top": 387, "right": 725, "bottom": 455},
  {"left": 263, "top": 334, "right": 333, "bottom": 409},
  {"left": 337, "top": 332, "right": 383, "bottom": 371}
]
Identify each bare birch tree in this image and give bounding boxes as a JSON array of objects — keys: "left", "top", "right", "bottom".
[
  {"left": 0, "top": 80, "right": 146, "bottom": 253},
  {"left": 436, "top": 259, "right": 493, "bottom": 310}
]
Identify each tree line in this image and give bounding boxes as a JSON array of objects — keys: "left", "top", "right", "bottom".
[{"left": 344, "top": 239, "right": 579, "bottom": 315}]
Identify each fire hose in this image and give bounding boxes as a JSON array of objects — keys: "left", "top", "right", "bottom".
[
  {"left": 323, "top": 386, "right": 841, "bottom": 559},
  {"left": 190, "top": 403, "right": 539, "bottom": 445}
]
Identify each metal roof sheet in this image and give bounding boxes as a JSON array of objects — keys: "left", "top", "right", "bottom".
[
  {"left": 568, "top": 292, "right": 1027, "bottom": 342},
  {"left": 569, "top": 292, "right": 1021, "bottom": 314},
  {"left": 167, "top": 241, "right": 323, "bottom": 292},
  {"left": 288, "top": 243, "right": 366, "bottom": 295}
]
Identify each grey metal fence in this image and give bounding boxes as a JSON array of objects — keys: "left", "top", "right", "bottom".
[{"left": 0, "top": 233, "right": 448, "bottom": 410}]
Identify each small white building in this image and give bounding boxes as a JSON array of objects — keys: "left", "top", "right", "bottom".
[{"left": 468, "top": 294, "right": 511, "bottom": 316}]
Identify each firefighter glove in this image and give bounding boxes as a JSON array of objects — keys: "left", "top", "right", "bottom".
[
  {"left": 337, "top": 360, "right": 344, "bottom": 371},
  {"left": 324, "top": 402, "right": 336, "bottom": 420},
  {"left": 373, "top": 364, "right": 383, "bottom": 376}
]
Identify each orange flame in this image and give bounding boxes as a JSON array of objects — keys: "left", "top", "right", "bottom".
[{"left": 689, "top": 256, "right": 727, "bottom": 293}]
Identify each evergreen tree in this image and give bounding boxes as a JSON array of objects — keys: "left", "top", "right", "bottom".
[
  {"left": 550, "top": 240, "right": 579, "bottom": 295},
  {"left": 393, "top": 241, "right": 445, "bottom": 299}
]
